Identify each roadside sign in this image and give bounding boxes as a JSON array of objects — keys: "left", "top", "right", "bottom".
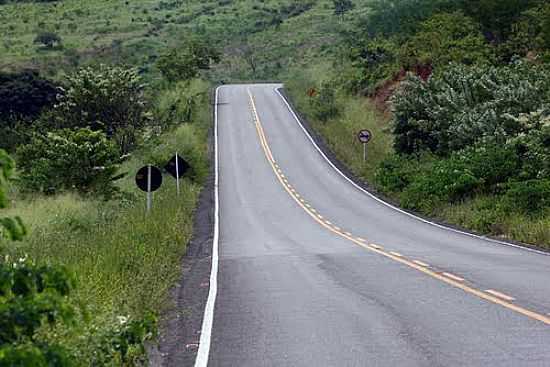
[
  {"left": 136, "top": 166, "right": 163, "bottom": 192},
  {"left": 358, "top": 129, "right": 372, "bottom": 144},
  {"left": 164, "top": 154, "right": 190, "bottom": 179}
]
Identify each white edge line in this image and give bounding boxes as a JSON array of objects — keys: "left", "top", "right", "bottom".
[
  {"left": 194, "top": 86, "right": 221, "bottom": 367},
  {"left": 274, "top": 87, "right": 549, "bottom": 257}
]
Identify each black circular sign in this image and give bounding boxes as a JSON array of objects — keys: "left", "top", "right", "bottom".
[
  {"left": 164, "top": 155, "right": 190, "bottom": 179},
  {"left": 135, "top": 166, "right": 163, "bottom": 192},
  {"left": 358, "top": 129, "right": 372, "bottom": 144}
]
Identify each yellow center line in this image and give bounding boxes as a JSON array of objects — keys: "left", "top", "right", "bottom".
[
  {"left": 442, "top": 272, "right": 465, "bottom": 282},
  {"left": 486, "top": 290, "right": 515, "bottom": 302},
  {"left": 246, "top": 89, "right": 550, "bottom": 326},
  {"left": 413, "top": 260, "right": 430, "bottom": 268},
  {"left": 390, "top": 251, "right": 403, "bottom": 257}
]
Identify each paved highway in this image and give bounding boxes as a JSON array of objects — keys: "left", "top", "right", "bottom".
[{"left": 196, "top": 84, "right": 550, "bottom": 367}]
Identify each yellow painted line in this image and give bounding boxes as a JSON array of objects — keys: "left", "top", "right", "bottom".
[
  {"left": 442, "top": 272, "right": 464, "bottom": 282},
  {"left": 356, "top": 238, "right": 367, "bottom": 243},
  {"left": 333, "top": 226, "right": 341, "bottom": 231},
  {"left": 295, "top": 193, "right": 301, "bottom": 198},
  {"left": 317, "top": 214, "right": 324, "bottom": 220},
  {"left": 390, "top": 251, "right": 403, "bottom": 257},
  {"left": 486, "top": 290, "right": 515, "bottom": 302},
  {"left": 247, "top": 89, "right": 550, "bottom": 326},
  {"left": 344, "top": 232, "right": 353, "bottom": 236},
  {"left": 413, "top": 260, "right": 430, "bottom": 268},
  {"left": 299, "top": 198, "right": 305, "bottom": 203},
  {"left": 311, "top": 208, "right": 317, "bottom": 214},
  {"left": 325, "top": 220, "right": 332, "bottom": 225},
  {"left": 305, "top": 203, "right": 311, "bottom": 208}
]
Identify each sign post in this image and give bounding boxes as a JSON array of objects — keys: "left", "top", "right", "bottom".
[
  {"left": 165, "top": 154, "right": 190, "bottom": 196},
  {"left": 175, "top": 153, "right": 180, "bottom": 196},
  {"left": 136, "top": 165, "right": 163, "bottom": 214},
  {"left": 357, "top": 129, "right": 373, "bottom": 162}
]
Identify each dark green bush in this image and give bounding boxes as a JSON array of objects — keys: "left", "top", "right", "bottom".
[
  {"left": 17, "top": 129, "right": 124, "bottom": 197},
  {"left": 374, "top": 154, "right": 429, "bottom": 192},
  {"left": 308, "top": 82, "right": 339, "bottom": 122},
  {"left": 502, "top": 179, "right": 550, "bottom": 214}
]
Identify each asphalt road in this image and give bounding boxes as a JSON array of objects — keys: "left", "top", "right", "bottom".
[{"left": 203, "top": 84, "right": 550, "bottom": 367}]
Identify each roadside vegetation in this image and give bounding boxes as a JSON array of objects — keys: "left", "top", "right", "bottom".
[
  {"left": 286, "top": 0, "right": 550, "bottom": 248},
  {"left": 2, "top": 0, "right": 550, "bottom": 364}
]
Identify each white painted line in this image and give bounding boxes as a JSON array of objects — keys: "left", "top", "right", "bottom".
[
  {"left": 194, "top": 87, "right": 221, "bottom": 367},
  {"left": 486, "top": 290, "right": 515, "bottom": 302},
  {"left": 356, "top": 238, "right": 367, "bottom": 243},
  {"left": 317, "top": 214, "right": 324, "bottom": 220},
  {"left": 333, "top": 226, "right": 341, "bottom": 231},
  {"left": 325, "top": 220, "right": 332, "bottom": 225},
  {"left": 369, "top": 244, "right": 383, "bottom": 250},
  {"left": 274, "top": 88, "right": 549, "bottom": 257},
  {"left": 413, "top": 260, "right": 430, "bottom": 267},
  {"left": 442, "top": 272, "right": 464, "bottom": 282},
  {"left": 390, "top": 251, "right": 403, "bottom": 257},
  {"left": 344, "top": 232, "right": 353, "bottom": 236}
]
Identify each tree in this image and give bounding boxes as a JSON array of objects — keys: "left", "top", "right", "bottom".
[
  {"left": 333, "top": 0, "right": 354, "bottom": 18},
  {"left": 53, "top": 65, "right": 149, "bottom": 153},
  {"left": 157, "top": 39, "right": 220, "bottom": 82},
  {"left": 0, "top": 70, "right": 59, "bottom": 123},
  {"left": 17, "top": 129, "right": 124, "bottom": 197},
  {"left": 399, "top": 12, "right": 493, "bottom": 69},
  {"left": 33, "top": 31, "right": 62, "bottom": 49}
]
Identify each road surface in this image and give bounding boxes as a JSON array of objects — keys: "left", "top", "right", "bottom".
[{"left": 198, "top": 84, "right": 550, "bottom": 367}]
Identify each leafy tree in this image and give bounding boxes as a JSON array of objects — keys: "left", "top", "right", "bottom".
[
  {"left": 33, "top": 31, "right": 62, "bottom": 49},
  {"left": 0, "top": 71, "right": 59, "bottom": 124},
  {"left": 157, "top": 39, "right": 220, "bottom": 82},
  {"left": 400, "top": 12, "right": 493, "bottom": 68},
  {"left": 460, "top": 0, "right": 541, "bottom": 43},
  {"left": 333, "top": 0, "right": 354, "bottom": 18},
  {"left": 16, "top": 128, "right": 124, "bottom": 197},
  {"left": 53, "top": 65, "right": 149, "bottom": 153}
]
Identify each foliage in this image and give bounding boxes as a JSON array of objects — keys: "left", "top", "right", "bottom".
[
  {"left": 0, "top": 258, "right": 76, "bottom": 367},
  {"left": 502, "top": 179, "right": 550, "bottom": 214},
  {"left": 0, "top": 71, "right": 59, "bottom": 124},
  {"left": 0, "top": 150, "right": 26, "bottom": 242},
  {"left": 400, "top": 12, "right": 493, "bottom": 69},
  {"left": 54, "top": 65, "right": 150, "bottom": 153},
  {"left": 392, "top": 62, "right": 550, "bottom": 155},
  {"left": 157, "top": 39, "right": 220, "bottom": 82},
  {"left": 307, "top": 82, "right": 339, "bottom": 122},
  {"left": 333, "top": 0, "right": 354, "bottom": 17},
  {"left": 16, "top": 129, "right": 124, "bottom": 198},
  {"left": 33, "top": 31, "right": 62, "bottom": 49}
]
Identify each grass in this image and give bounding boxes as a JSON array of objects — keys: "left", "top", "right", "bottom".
[{"left": 0, "top": 79, "right": 211, "bottom": 360}]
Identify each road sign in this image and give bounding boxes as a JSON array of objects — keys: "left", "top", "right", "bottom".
[
  {"left": 135, "top": 165, "right": 163, "bottom": 192},
  {"left": 164, "top": 154, "right": 190, "bottom": 179},
  {"left": 358, "top": 129, "right": 372, "bottom": 144}
]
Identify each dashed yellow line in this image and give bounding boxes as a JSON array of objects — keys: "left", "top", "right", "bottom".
[
  {"left": 486, "top": 290, "right": 515, "bottom": 302},
  {"left": 442, "top": 272, "right": 465, "bottom": 282},
  {"left": 390, "top": 251, "right": 403, "bottom": 257},
  {"left": 413, "top": 260, "right": 430, "bottom": 268},
  {"left": 246, "top": 89, "right": 550, "bottom": 326}
]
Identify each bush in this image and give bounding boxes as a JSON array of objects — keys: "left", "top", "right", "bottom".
[
  {"left": 308, "top": 82, "right": 339, "bottom": 121},
  {"left": 17, "top": 129, "right": 124, "bottom": 197},
  {"left": 54, "top": 65, "right": 150, "bottom": 153},
  {"left": 33, "top": 31, "right": 62, "bottom": 49},
  {"left": 157, "top": 39, "right": 220, "bottom": 82},
  {"left": 0, "top": 150, "right": 25, "bottom": 241},
  {"left": 399, "top": 12, "right": 493, "bottom": 69},
  {"left": 375, "top": 154, "right": 428, "bottom": 192},
  {"left": 502, "top": 179, "right": 550, "bottom": 214},
  {"left": 392, "top": 62, "right": 550, "bottom": 155}
]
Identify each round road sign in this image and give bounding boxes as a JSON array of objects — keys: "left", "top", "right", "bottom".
[
  {"left": 358, "top": 129, "right": 372, "bottom": 144},
  {"left": 135, "top": 166, "right": 163, "bottom": 192}
]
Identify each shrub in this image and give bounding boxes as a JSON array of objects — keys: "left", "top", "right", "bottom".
[
  {"left": 0, "top": 150, "right": 25, "bottom": 241},
  {"left": 400, "top": 12, "right": 493, "bottom": 69},
  {"left": 54, "top": 65, "right": 150, "bottom": 153},
  {"left": 308, "top": 82, "right": 339, "bottom": 122},
  {"left": 374, "top": 154, "right": 429, "bottom": 192},
  {"left": 400, "top": 158, "right": 481, "bottom": 212},
  {"left": 502, "top": 179, "right": 550, "bottom": 214},
  {"left": 17, "top": 129, "right": 124, "bottom": 197},
  {"left": 33, "top": 31, "right": 62, "bottom": 49},
  {"left": 392, "top": 62, "right": 550, "bottom": 155},
  {"left": 157, "top": 39, "right": 220, "bottom": 82}
]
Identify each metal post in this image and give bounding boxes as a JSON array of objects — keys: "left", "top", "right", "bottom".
[
  {"left": 363, "top": 143, "right": 367, "bottom": 162},
  {"left": 176, "top": 152, "right": 180, "bottom": 197},
  {"left": 147, "top": 164, "right": 152, "bottom": 213}
]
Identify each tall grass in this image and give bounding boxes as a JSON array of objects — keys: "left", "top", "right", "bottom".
[{"left": 1, "top": 80, "right": 212, "bottom": 360}]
